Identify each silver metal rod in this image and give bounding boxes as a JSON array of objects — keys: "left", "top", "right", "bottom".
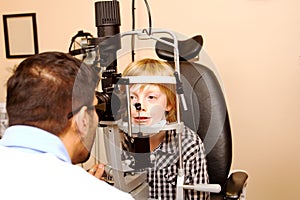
[{"left": 125, "top": 84, "right": 132, "bottom": 137}]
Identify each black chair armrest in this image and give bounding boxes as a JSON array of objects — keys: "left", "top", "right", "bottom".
[{"left": 225, "top": 171, "right": 248, "bottom": 199}]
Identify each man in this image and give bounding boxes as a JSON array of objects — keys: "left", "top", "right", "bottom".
[{"left": 0, "top": 52, "right": 133, "bottom": 199}]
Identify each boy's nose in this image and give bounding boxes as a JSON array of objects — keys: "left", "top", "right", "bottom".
[
  {"left": 134, "top": 103, "right": 141, "bottom": 111},
  {"left": 135, "top": 100, "right": 147, "bottom": 111}
]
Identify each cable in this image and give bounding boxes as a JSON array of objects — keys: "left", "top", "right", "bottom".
[
  {"left": 130, "top": 0, "right": 153, "bottom": 61},
  {"left": 144, "top": 0, "right": 152, "bottom": 35},
  {"left": 131, "top": 0, "right": 136, "bottom": 62}
]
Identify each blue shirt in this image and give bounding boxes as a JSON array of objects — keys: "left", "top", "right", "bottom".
[{"left": 0, "top": 125, "right": 71, "bottom": 163}]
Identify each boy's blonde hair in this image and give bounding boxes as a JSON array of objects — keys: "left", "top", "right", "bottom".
[{"left": 123, "top": 58, "right": 177, "bottom": 122}]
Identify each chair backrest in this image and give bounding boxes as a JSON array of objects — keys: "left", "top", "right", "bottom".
[{"left": 155, "top": 36, "right": 232, "bottom": 194}]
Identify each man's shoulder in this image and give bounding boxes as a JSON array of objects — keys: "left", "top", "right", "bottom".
[{"left": 0, "top": 146, "right": 134, "bottom": 199}]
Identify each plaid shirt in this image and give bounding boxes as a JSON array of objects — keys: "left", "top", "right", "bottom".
[{"left": 123, "top": 126, "right": 210, "bottom": 200}]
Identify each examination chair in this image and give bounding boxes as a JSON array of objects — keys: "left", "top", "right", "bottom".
[{"left": 155, "top": 36, "right": 248, "bottom": 200}]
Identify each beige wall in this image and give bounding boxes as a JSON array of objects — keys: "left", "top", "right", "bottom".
[{"left": 1, "top": 0, "right": 300, "bottom": 199}]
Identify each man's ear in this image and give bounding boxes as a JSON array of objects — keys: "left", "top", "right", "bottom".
[{"left": 74, "top": 106, "right": 89, "bottom": 136}]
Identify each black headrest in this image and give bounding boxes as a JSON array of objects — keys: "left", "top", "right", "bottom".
[{"left": 155, "top": 35, "right": 203, "bottom": 61}]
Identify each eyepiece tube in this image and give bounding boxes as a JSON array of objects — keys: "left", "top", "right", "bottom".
[{"left": 95, "top": 1, "right": 121, "bottom": 38}]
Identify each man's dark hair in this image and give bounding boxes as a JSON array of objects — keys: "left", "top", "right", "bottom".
[{"left": 6, "top": 51, "right": 99, "bottom": 135}]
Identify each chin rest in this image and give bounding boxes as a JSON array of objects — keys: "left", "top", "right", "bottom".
[
  {"left": 155, "top": 35, "right": 248, "bottom": 200},
  {"left": 155, "top": 35, "right": 203, "bottom": 61}
]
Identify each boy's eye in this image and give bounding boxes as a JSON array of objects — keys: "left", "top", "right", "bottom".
[
  {"left": 147, "top": 95, "right": 157, "bottom": 101},
  {"left": 130, "top": 95, "right": 138, "bottom": 101}
]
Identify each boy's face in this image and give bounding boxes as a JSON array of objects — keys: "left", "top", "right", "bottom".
[{"left": 130, "top": 84, "right": 171, "bottom": 126}]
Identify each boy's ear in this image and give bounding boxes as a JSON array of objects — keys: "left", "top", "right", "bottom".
[
  {"left": 74, "top": 106, "right": 88, "bottom": 136},
  {"left": 166, "top": 104, "right": 172, "bottom": 112}
]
